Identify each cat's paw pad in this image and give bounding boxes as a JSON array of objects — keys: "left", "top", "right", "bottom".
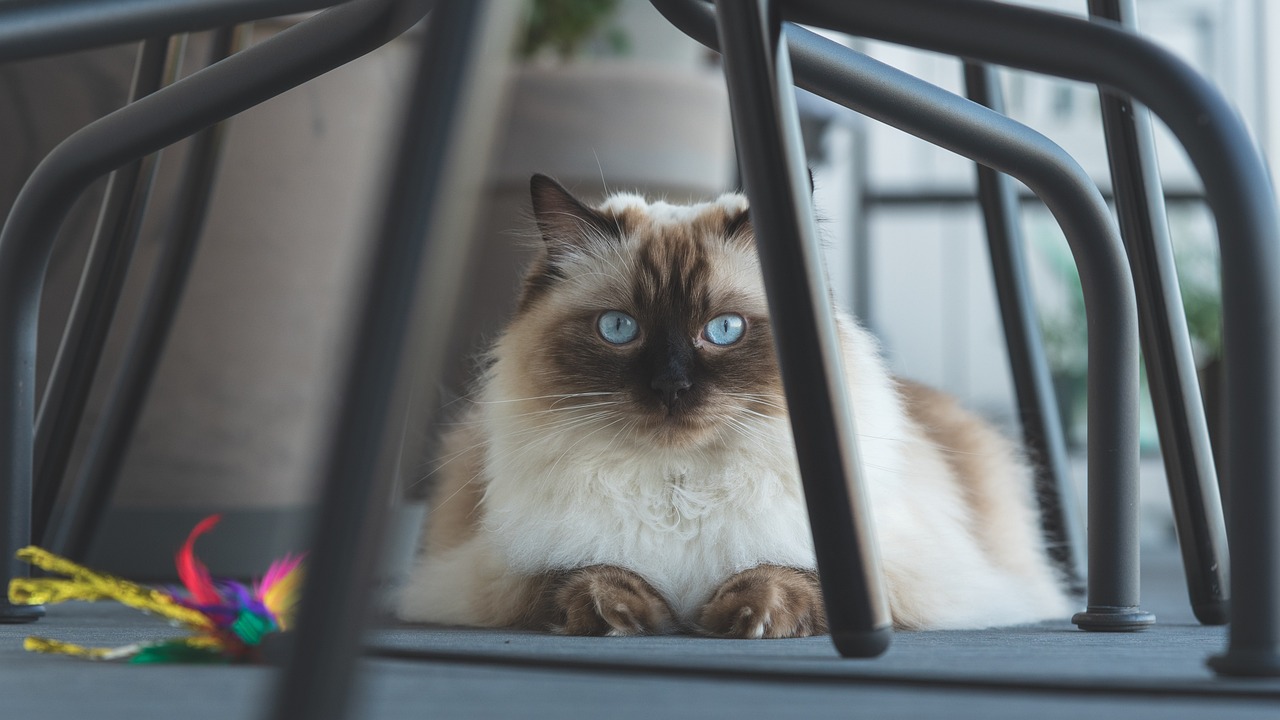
[
  {"left": 551, "top": 565, "right": 674, "bottom": 636},
  {"left": 698, "top": 565, "right": 826, "bottom": 639}
]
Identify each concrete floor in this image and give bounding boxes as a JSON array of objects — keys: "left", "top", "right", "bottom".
[{"left": 3, "top": 543, "right": 1278, "bottom": 719}]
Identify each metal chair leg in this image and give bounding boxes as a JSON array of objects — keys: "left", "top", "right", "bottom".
[
  {"left": 963, "top": 62, "right": 1087, "bottom": 594},
  {"left": 1087, "top": 0, "right": 1230, "bottom": 628},
  {"left": 0, "top": 0, "right": 423, "bottom": 623},
  {"left": 32, "top": 35, "right": 177, "bottom": 547},
  {"left": 783, "top": 0, "right": 1280, "bottom": 679},
  {"left": 653, "top": 0, "right": 1149, "bottom": 631},
  {"left": 713, "top": 0, "right": 892, "bottom": 658},
  {"left": 42, "top": 27, "right": 238, "bottom": 562},
  {"left": 267, "top": 2, "right": 521, "bottom": 718}
]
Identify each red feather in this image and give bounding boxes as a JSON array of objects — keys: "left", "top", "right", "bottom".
[{"left": 176, "top": 514, "right": 222, "bottom": 606}]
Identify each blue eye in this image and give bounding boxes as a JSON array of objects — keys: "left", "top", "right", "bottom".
[
  {"left": 704, "top": 313, "right": 745, "bottom": 345},
  {"left": 598, "top": 310, "right": 639, "bottom": 344}
]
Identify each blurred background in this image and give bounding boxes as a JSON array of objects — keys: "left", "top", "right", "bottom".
[{"left": 2, "top": 0, "right": 1272, "bottom": 577}]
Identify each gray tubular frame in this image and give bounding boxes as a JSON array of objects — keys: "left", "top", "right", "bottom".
[
  {"left": 267, "top": 2, "right": 521, "bottom": 717},
  {"left": 779, "top": 0, "right": 1278, "bottom": 676},
  {"left": 652, "top": 0, "right": 1150, "bottom": 632},
  {"left": 0, "top": 0, "right": 341, "bottom": 64},
  {"left": 32, "top": 36, "right": 175, "bottom": 546},
  {"left": 963, "top": 62, "right": 1086, "bottom": 593},
  {"left": 1087, "top": 0, "right": 1229, "bottom": 627},
  {"left": 714, "top": 0, "right": 893, "bottom": 657},
  {"left": 0, "top": 0, "right": 429, "bottom": 622},
  {"left": 42, "top": 27, "right": 239, "bottom": 562}
]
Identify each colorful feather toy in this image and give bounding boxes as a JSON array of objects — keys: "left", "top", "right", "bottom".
[{"left": 7, "top": 514, "right": 303, "bottom": 663}]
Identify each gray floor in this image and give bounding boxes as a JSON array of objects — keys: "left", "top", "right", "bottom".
[{"left": 3, "top": 545, "right": 1278, "bottom": 719}]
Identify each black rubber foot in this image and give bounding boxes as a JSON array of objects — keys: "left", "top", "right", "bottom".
[
  {"left": 1192, "top": 599, "right": 1230, "bottom": 626},
  {"left": 1072, "top": 606, "right": 1155, "bottom": 632},
  {"left": 831, "top": 625, "right": 892, "bottom": 658},
  {"left": 1208, "top": 648, "right": 1280, "bottom": 678},
  {"left": 0, "top": 603, "right": 45, "bottom": 624}
]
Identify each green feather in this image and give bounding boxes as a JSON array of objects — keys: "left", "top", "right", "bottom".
[{"left": 128, "top": 640, "right": 230, "bottom": 664}]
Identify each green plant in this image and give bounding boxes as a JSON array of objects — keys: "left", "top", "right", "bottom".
[
  {"left": 1031, "top": 211, "right": 1222, "bottom": 451},
  {"left": 1034, "top": 215, "right": 1222, "bottom": 376},
  {"left": 519, "top": 0, "right": 629, "bottom": 61},
  {"left": 1033, "top": 226, "right": 1087, "bottom": 379},
  {"left": 1171, "top": 235, "right": 1222, "bottom": 364}
]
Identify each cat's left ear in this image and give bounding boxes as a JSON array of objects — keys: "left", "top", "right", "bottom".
[
  {"left": 723, "top": 169, "right": 812, "bottom": 242},
  {"left": 724, "top": 208, "right": 752, "bottom": 243},
  {"left": 529, "top": 174, "right": 620, "bottom": 254}
]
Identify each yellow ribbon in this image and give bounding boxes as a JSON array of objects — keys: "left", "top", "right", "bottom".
[
  {"left": 23, "top": 637, "right": 144, "bottom": 661},
  {"left": 9, "top": 546, "right": 211, "bottom": 629},
  {"left": 23, "top": 635, "right": 224, "bottom": 661}
]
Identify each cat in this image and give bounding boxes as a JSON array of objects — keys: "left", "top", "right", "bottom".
[{"left": 395, "top": 174, "right": 1071, "bottom": 637}]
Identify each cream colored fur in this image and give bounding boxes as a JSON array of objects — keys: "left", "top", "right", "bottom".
[{"left": 397, "top": 190, "right": 1070, "bottom": 631}]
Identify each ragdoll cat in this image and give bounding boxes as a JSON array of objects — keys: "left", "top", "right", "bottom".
[{"left": 396, "top": 174, "right": 1069, "bottom": 637}]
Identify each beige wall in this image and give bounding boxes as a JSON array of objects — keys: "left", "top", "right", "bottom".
[{"left": 101, "top": 27, "right": 414, "bottom": 511}]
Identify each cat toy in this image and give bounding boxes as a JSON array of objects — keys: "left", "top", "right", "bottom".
[{"left": 7, "top": 514, "right": 303, "bottom": 663}]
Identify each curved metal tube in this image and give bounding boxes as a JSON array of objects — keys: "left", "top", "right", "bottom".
[
  {"left": 268, "top": 1, "right": 521, "bottom": 716},
  {"left": 715, "top": 0, "right": 892, "bottom": 657},
  {"left": 778, "top": 0, "right": 1279, "bottom": 677},
  {"left": 0, "top": 0, "right": 429, "bottom": 621},
  {"left": 963, "top": 62, "right": 1085, "bottom": 593},
  {"left": 0, "top": 0, "right": 343, "bottom": 64},
  {"left": 43, "top": 27, "right": 239, "bottom": 561},
  {"left": 651, "top": 0, "right": 1148, "bottom": 629},
  {"left": 32, "top": 37, "right": 176, "bottom": 545},
  {"left": 1088, "top": 0, "right": 1228, "bottom": 627}
]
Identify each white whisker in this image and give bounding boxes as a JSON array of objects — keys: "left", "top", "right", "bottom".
[{"left": 471, "top": 391, "right": 619, "bottom": 406}]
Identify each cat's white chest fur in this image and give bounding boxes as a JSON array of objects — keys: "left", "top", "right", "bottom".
[
  {"left": 397, "top": 183, "right": 1070, "bottom": 633},
  {"left": 480, "top": 426, "right": 815, "bottom": 621}
]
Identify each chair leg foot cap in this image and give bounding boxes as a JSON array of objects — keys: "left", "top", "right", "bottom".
[
  {"left": 1072, "top": 606, "right": 1155, "bottom": 631},
  {"left": 1208, "top": 650, "right": 1280, "bottom": 677},
  {"left": 831, "top": 625, "right": 892, "bottom": 658},
  {"left": 0, "top": 603, "right": 44, "bottom": 624},
  {"left": 1192, "top": 599, "right": 1229, "bottom": 626}
]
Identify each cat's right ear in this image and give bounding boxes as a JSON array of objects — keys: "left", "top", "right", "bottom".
[{"left": 530, "top": 174, "right": 619, "bottom": 254}]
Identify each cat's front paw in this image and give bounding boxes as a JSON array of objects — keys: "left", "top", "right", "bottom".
[
  {"left": 550, "top": 565, "right": 675, "bottom": 636},
  {"left": 698, "top": 565, "right": 827, "bottom": 639}
]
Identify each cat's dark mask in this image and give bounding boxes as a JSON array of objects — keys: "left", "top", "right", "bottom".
[{"left": 506, "top": 175, "right": 783, "bottom": 447}]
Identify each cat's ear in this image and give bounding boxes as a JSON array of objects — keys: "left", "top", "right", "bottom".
[
  {"left": 721, "top": 170, "right": 809, "bottom": 245},
  {"left": 724, "top": 208, "right": 752, "bottom": 244},
  {"left": 530, "top": 174, "right": 619, "bottom": 252}
]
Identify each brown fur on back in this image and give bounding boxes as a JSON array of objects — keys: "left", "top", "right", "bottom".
[
  {"left": 421, "top": 420, "right": 487, "bottom": 555},
  {"left": 896, "top": 379, "right": 1057, "bottom": 583}
]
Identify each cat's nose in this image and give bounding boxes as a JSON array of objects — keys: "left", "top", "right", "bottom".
[{"left": 651, "top": 376, "right": 692, "bottom": 407}]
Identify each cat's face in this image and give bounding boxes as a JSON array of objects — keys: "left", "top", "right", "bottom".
[{"left": 498, "top": 175, "right": 785, "bottom": 449}]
